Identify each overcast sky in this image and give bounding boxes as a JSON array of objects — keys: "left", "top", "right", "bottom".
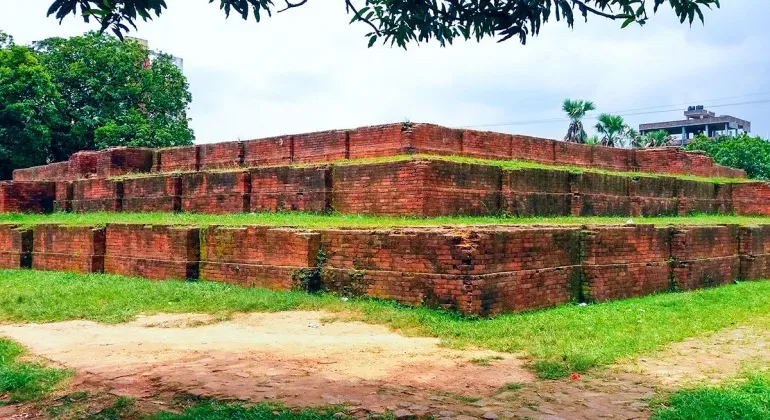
[{"left": 1, "top": 0, "right": 768, "bottom": 143}]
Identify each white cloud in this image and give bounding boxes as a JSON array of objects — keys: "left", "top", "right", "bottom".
[{"left": 1, "top": 0, "right": 768, "bottom": 142}]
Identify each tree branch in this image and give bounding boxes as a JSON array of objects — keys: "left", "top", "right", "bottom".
[
  {"left": 277, "top": 0, "right": 308, "bottom": 13},
  {"left": 571, "top": 0, "right": 621, "bottom": 20},
  {"left": 345, "top": 0, "right": 381, "bottom": 35}
]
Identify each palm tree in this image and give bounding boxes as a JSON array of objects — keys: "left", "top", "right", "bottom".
[
  {"left": 630, "top": 129, "right": 672, "bottom": 148},
  {"left": 595, "top": 113, "right": 629, "bottom": 147},
  {"left": 562, "top": 99, "right": 596, "bottom": 143}
]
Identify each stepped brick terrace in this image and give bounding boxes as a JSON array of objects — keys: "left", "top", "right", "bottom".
[{"left": 2, "top": 122, "right": 770, "bottom": 316}]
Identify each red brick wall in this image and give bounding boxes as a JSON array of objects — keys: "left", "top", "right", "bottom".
[
  {"left": 292, "top": 130, "right": 348, "bottom": 164},
  {"left": 96, "top": 147, "right": 155, "bottom": 178},
  {"left": 582, "top": 225, "right": 671, "bottom": 301},
  {"left": 249, "top": 166, "right": 330, "bottom": 212},
  {"left": 0, "top": 225, "right": 31, "bottom": 269},
  {"left": 71, "top": 179, "right": 123, "bottom": 212},
  {"left": 31, "top": 225, "right": 105, "bottom": 273},
  {"left": 407, "top": 124, "right": 463, "bottom": 156},
  {"left": 331, "top": 160, "right": 426, "bottom": 216},
  {"left": 739, "top": 226, "right": 770, "bottom": 281},
  {"left": 629, "top": 177, "right": 679, "bottom": 216},
  {"left": 12, "top": 162, "right": 70, "bottom": 182},
  {"left": 67, "top": 151, "right": 99, "bottom": 179},
  {"left": 592, "top": 147, "right": 631, "bottom": 172},
  {"left": 180, "top": 171, "right": 250, "bottom": 214},
  {"left": 460, "top": 129, "right": 510, "bottom": 160},
  {"left": 671, "top": 225, "right": 740, "bottom": 290},
  {"left": 348, "top": 124, "right": 406, "bottom": 159},
  {"left": 501, "top": 168, "right": 572, "bottom": 217},
  {"left": 554, "top": 142, "right": 593, "bottom": 167},
  {"left": 54, "top": 181, "right": 73, "bottom": 212},
  {"left": 104, "top": 224, "right": 199, "bottom": 280},
  {"left": 200, "top": 226, "right": 319, "bottom": 288},
  {"left": 122, "top": 175, "right": 181, "bottom": 212},
  {"left": 422, "top": 160, "right": 501, "bottom": 217},
  {"left": 571, "top": 172, "right": 631, "bottom": 216},
  {"left": 242, "top": 135, "right": 292, "bottom": 167},
  {"left": 0, "top": 182, "right": 55, "bottom": 213},
  {"left": 510, "top": 135, "right": 555, "bottom": 163},
  {"left": 156, "top": 146, "right": 199, "bottom": 172},
  {"left": 733, "top": 182, "right": 770, "bottom": 216},
  {"left": 199, "top": 142, "right": 243, "bottom": 170}
]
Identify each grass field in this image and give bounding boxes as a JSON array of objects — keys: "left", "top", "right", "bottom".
[
  {"left": 652, "top": 370, "right": 770, "bottom": 419},
  {"left": 2, "top": 269, "right": 770, "bottom": 380},
  {"left": 0, "top": 338, "right": 70, "bottom": 405},
  {"left": 1, "top": 211, "right": 770, "bottom": 228}
]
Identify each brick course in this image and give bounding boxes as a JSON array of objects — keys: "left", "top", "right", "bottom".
[
  {"left": 31, "top": 225, "right": 105, "bottom": 273},
  {"left": 0, "top": 182, "right": 55, "bottom": 213},
  {"left": 104, "top": 224, "right": 199, "bottom": 280},
  {"left": 0, "top": 225, "right": 31, "bottom": 269}
]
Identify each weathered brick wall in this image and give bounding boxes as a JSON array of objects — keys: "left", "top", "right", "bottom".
[
  {"left": 249, "top": 166, "right": 330, "bottom": 212},
  {"left": 459, "top": 129, "right": 509, "bottom": 160},
  {"left": 31, "top": 225, "right": 105, "bottom": 273},
  {"left": 200, "top": 226, "right": 319, "bottom": 288},
  {"left": 671, "top": 225, "right": 740, "bottom": 290},
  {"left": 71, "top": 178, "right": 123, "bottom": 212},
  {"left": 96, "top": 147, "right": 155, "bottom": 178},
  {"left": 571, "top": 172, "right": 631, "bottom": 216},
  {"left": 592, "top": 147, "right": 632, "bottom": 172},
  {"left": 242, "top": 135, "right": 292, "bottom": 167},
  {"left": 408, "top": 124, "right": 463, "bottom": 156},
  {"left": 180, "top": 171, "right": 250, "bottom": 214},
  {"left": 739, "top": 226, "right": 770, "bottom": 281},
  {"left": 104, "top": 224, "right": 199, "bottom": 280},
  {"left": 155, "top": 145, "right": 199, "bottom": 172},
  {"left": 0, "top": 182, "right": 55, "bottom": 213},
  {"left": 422, "top": 160, "right": 501, "bottom": 216},
  {"left": 0, "top": 225, "right": 31, "bottom": 269},
  {"left": 67, "top": 151, "right": 99, "bottom": 179},
  {"left": 12, "top": 162, "right": 70, "bottom": 182},
  {"left": 199, "top": 142, "right": 243, "bottom": 170},
  {"left": 348, "top": 124, "right": 406, "bottom": 159},
  {"left": 732, "top": 182, "right": 770, "bottom": 216},
  {"left": 630, "top": 177, "right": 679, "bottom": 216},
  {"left": 582, "top": 225, "right": 671, "bottom": 302},
  {"left": 319, "top": 227, "right": 581, "bottom": 315},
  {"left": 122, "top": 175, "right": 181, "bottom": 212},
  {"left": 501, "top": 168, "right": 572, "bottom": 217},
  {"left": 293, "top": 130, "right": 348, "bottom": 164},
  {"left": 331, "top": 160, "right": 426, "bottom": 216},
  {"left": 54, "top": 181, "right": 73, "bottom": 212},
  {"left": 554, "top": 142, "right": 593, "bottom": 167},
  {"left": 511, "top": 135, "right": 555, "bottom": 163}
]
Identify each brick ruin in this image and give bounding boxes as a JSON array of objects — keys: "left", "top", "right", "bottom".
[
  {"left": 0, "top": 222, "right": 769, "bottom": 316},
  {"left": 1, "top": 123, "right": 770, "bottom": 316},
  {"left": 6, "top": 122, "right": 769, "bottom": 217}
]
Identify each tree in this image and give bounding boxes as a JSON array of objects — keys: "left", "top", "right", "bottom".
[
  {"left": 46, "top": 0, "right": 720, "bottom": 48},
  {"left": 686, "top": 133, "right": 770, "bottom": 180},
  {"left": 0, "top": 33, "right": 60, "bottom": 179},
  {"left": 631, "top": 129, "right": 671, "bottom": 148},
  {"left": 594, "top": 113, "right": 629, "bottom": 148},
  {"left": 562, "top": 99, "right": 595, "bottom": 143},
  {"left": 33, "top": 32, "right": 194, "bottom": 160}
]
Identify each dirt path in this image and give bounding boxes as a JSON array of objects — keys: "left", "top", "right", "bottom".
[{"left": 2, "top": 312, "right": 770, "bottom": 419}]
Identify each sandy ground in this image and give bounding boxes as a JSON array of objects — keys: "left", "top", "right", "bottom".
[{"left": 1, "top": 312, "right": 770, "bottom": 419}]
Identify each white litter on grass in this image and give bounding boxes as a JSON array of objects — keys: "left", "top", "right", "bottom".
[
  {"left": 308, "top": 323, "right": 319, "bottom": 329},
  {"left": 626, "top": 219, "right": 635, "bottom": 225},
  {"left": 578, "top": 302, "right": 588, "bottom": 307}
]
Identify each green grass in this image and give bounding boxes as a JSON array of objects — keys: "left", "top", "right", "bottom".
[
  {"left": 0, "top": 337, "right": 70, "bottom": 405},
  {"left": 3, "top": 270, "right": 770, "bottom": 379},
  {"left": 115, "top": 153, "right": 750, "bottom": 184},
  {"left": 1, "top": 211, "right": 770, "bottom": 229},
  {"left": 153, "top": 400, "right": 364, "bottom": 420},
  {"left": 652, "top": 371, "right": 770, "bottom": 419}
]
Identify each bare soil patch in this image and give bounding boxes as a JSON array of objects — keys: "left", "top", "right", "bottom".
[{"left": 2, "top": 312, "right": 770, "bottom": 419}]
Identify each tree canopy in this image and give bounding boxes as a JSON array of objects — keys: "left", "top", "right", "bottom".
[
  {"left": 0, "top": 31, "right": 194, "bottom": 179},
  {"left": 46, "top": 0, "right": 720, "bottom": 48},
  {"left": 687, "top": 134, "right": 770, "bottom": 180}
]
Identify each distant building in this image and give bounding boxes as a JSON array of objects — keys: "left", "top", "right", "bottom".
[
  {"left": 639, "top": 106, "right": 751, "bottom": 146},
  {"left": 126, "top": 37, "right": 184, "bottom": 72}
]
